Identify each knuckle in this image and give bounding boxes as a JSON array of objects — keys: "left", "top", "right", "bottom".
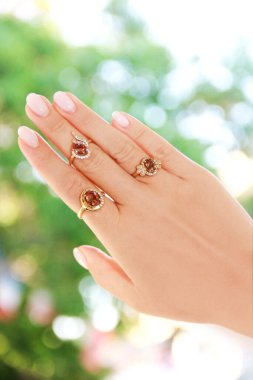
[
  {"left": 155, "top": 142, "right": 174, "bottom": 160},
  {"left": 36, "top": 149, "right": 49, "bottom": 164},
  {"left": 81, "top": 111, "right": 94, "bottom": 126},
  {"left": 64, "top": 174, "right": 83, "bottom": 198},
  {"left": 51, "top": 118, "right": 66, "bottom": 133},
  {"left": 84, "top": 145, "right": 105, "bottom": 173},
  {"left": 132, "top": 126, "right": 147, "bottom": 141},
  {"left": 113, "top": 140, "right": 136, "bottom": 164}
]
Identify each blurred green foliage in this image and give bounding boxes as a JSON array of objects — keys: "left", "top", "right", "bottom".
[{"left": 0, "top": 1, "right": 252, "bottom": 379}]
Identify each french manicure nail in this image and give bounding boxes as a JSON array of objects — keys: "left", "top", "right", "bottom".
[
  {"left": 26, "top": 93, "right": 49, "bottom": 117},
  {"left": 112, "top": 111, "right": 130, "bottom": 128},
  {"left": 73, "top": 248, "right": 89, "bottom": 270},
  {"left": 54, "top": 91, "right": 76, "bottom": 113},
  {"left": 18, "top": 126, "right": 39, "bottom": 148}
]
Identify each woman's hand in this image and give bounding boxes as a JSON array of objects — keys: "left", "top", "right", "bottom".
[{"left": 18, "top": 92, "right": 253, "bottom": 337}]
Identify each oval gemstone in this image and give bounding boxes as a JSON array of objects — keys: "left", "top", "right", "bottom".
[
  {"left": 84, "top": 190, "right": 101, "bottom": 207},
  {"left": 73, "top": 141, "right": 88, "bottom": 157},
  {"left": 143, "top": 158, "right": 156, "bottom": 173}
]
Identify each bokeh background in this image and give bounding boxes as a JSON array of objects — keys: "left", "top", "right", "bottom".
[{"left": 0, "top": 0, "right": 253, "bottom": 379}]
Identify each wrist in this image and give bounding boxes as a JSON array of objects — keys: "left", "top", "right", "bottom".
[{"left": 215, "top": 223, "right": 253, "bottom": 337}]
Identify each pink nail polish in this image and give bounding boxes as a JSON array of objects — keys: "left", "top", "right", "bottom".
[
  {"left": 26, "top": 93, "right": 49, "bottom": 117},
  {"left": 54, "top": 92, "right": 76, "bottom": 113},
  {"left": 112, "top": 111, "right": 130, "bottom": 128},
  {"left": 18, "top": 126, "right": 39, "bottom": 148},
  {"left": 73, "top": 248, "right": 89, "bottom": 270}
]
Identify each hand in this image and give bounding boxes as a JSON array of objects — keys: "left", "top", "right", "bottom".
[{"left": 18, "top": 92, "right": 253, "bottom": 337}]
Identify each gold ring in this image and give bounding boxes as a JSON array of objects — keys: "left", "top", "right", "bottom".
[
  {"left": 69, "top": 132, "right": 92, "bottom": 168},
  {"left": 132, "top": 157, "right": 161, "bottom": 177},
  {"left": 78, "top": 188, "right": 105, "bottom": 219}
]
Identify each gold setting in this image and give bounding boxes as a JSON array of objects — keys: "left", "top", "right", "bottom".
[
  {"left": 133, "top": 157, "right": 161, "bottom": 177},
  {"left": 78, "top": 188, "right": 105, "bottom": 219},
  {"left": 69, "top": 132, "right": 92, "bottom": 168}
]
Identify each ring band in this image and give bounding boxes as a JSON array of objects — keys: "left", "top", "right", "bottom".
[
  {"left": 78, "top": 188, "right": 105, "bottom": 219},
  {"left": 69, "top": 132, "right": 92, "bottom": 168},
  {"left": 132, "top": 157, "right": 161, "bottom": 177}
]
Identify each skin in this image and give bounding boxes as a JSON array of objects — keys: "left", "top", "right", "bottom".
[{"left": 18, "top": 92, "right": 253, "bottom": 337}]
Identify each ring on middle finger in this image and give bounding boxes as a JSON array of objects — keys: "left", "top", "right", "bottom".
[{"left": 69, "top": 131, "right": 92, "bottom": 168}]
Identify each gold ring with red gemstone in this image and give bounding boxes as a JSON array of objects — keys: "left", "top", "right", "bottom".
[
  {"left": 132, "top": 157, "right": 161, "bottom": 177},
  {"left": 78, "top": 188, "right": 105, "bottom": 219},
  {"left": 69, "top": 132, "right": 92, "bottom": 168}
]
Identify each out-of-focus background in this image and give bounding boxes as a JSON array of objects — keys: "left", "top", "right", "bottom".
[{"left": 0, "top": 0, "right": 253, "bottom": 379}]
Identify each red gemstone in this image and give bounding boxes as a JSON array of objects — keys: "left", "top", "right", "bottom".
[
  {"left": 84, "top": 190, "right": 101, "bottom": 207},
  {"left": 143, "top": 158, "right": 156, "bottom": 173},
  {"left": 73, "top": 141, "right": 88, "bottom": 157}
]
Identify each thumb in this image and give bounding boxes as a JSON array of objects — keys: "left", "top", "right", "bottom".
[{"left": 73, "top": 245, "right": 136, "bottom": 305}]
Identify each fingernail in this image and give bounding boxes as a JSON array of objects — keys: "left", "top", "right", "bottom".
[
  {"left": 73, "top": 248, "right": 89, "bottom": 270},
  {"left": 54, "top": 91, "right": 76, "bottom": 113},
  {"left": 26, "top": 93, "right": 49, "bottom": 117},
  {"left": 112, "top": 111, "right": 130, "bottom": 128},
  {"left": 18, "top": 126, "right": 39, "bottom": 148}
]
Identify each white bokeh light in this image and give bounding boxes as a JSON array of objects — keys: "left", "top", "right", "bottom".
[
  {"left": 129, "top": 0, "right": 253, "bottom": 64},
  {"left": 48, "top": 0, "right": 109, "bottom": 46},
  {"left": 125, "top": 313, "right": 175, "bottom": 347},
  {"left": 1, "top": 0, "right": 253, "bottom": 66},
  {"left": 99, "top": 60, "right": 131, "bottom": 91},
  {"left": 241, "top": 77, "right": 253, "bottom": 104},
  {"left": 229, "top": 102, "right": 253, "bottom": 125},
  {"left": 144, "top": 104, "right": 167, "bottom": 128},
  {"left": 165, "top": 64, "right": 201, "bottom": 101},
  {"left": 106, "top": 363, "right": 173, "bottom": 380},
  {"left": 91, "top": 304, "right": 119, "bottom": 332},
  {"left": 0, "top": 277, "right": 21, "bottom": 314},
  {"left": 79, "top": 276, "right": 113, "bottom": 310},
  {"left": 171, "top": 326, "right": 243, "bottom": 380},
  {"left": 52, "top": 316, "right": 86, "bottom": 340},
  {"left": 204, "top": 145, "right": 229, "bottom": 168},
  {"left": 177, "top": 108, "right": 235, "bottom": 147},
  {"left": 217, "top": 150, "right": 253, "bottom": 197}
]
